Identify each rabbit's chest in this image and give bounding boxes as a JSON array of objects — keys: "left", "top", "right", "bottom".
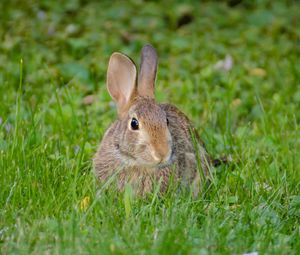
[{"left": 117, "top": 165, "right": 175, "bottom": 194}]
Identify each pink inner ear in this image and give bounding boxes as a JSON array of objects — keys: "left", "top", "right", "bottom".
[{"left": 106, "top": 52, "right": 137, "bottom": 115}]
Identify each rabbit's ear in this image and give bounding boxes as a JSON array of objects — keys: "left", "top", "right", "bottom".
[
  {"left": 107, "top": 52, "right": 137, "bottom": 115},
  {"left": 138, "top": 45, "right": 158, "bottom": 98}
]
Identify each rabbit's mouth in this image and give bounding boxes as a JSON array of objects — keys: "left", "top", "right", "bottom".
[
  {"left": 118, "top": 143, "right": 174, "bottom": 168},
  {"left": 156, "top": 149, "right": 175, "bottom": 169}
]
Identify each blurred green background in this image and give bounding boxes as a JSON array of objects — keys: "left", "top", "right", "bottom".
[{"left": 0, "top": 0, "right": 300, "bottom": 254}]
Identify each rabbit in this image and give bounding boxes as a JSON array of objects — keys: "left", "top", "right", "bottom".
[{"left": 94, "top": 45, "right": 225, "bottom": 195}]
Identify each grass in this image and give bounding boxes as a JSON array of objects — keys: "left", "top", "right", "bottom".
[{"left": 1, "top": 0, "right": 300, "bottom": 254}]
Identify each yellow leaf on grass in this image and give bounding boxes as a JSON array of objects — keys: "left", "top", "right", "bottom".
[
  {"left": 80, "top": 196, "right": 90, "bottom": 211},
  {"left": 249, "top": 68, "right": 267, "bottom": 77},
  {"left": 231, "top": 98, "right": 242, "bottom": 108}
]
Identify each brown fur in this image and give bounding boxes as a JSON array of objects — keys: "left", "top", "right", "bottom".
[{"left": 93, "top": 45, "right": 213, "bottom": 195}]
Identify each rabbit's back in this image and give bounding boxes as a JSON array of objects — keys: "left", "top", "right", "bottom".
[{"left": 160, "top": 103, "right": 211, "bottom": 181}]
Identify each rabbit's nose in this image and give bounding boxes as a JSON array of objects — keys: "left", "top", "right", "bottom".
[
  {"left": 152, "top": 152, "right": 162, "bottom": 163},
  {"left": 151, "top": 146, "right": 171, "bottom": 164}
]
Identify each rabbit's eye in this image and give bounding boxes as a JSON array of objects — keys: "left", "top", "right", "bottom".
[
  {"left": 130, "top": 118, "right": 139, "bottom": 130},
  {"left": 166, "top": 118, "right": 169, "bottom": 125}
]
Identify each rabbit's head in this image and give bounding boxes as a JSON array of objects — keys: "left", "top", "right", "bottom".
[{"left": 106, "top": 45, "right": 172, "bottom": 167}]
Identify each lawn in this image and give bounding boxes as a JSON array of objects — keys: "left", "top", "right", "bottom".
[{"left": 0, "top": 0, "right": 300, "bottom": 254}]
